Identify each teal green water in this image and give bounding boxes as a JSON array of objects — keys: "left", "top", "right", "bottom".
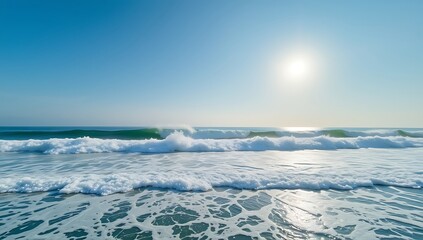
[{"left": 0, "top": 128, "right": 163, "bottom": 140}]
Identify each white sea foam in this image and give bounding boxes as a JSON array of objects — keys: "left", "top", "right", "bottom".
[
  {"left": 1, "top": 172, "right": 421, "bottom": 195},
  {"left": 1, "top": 140, "right": 422, "bottom": 195},
  {"left": 159, "top": 128, "right": 250, "bottom": 139},
  {"left": 0, "top": 132, "right": 422, "bottom": 154}
]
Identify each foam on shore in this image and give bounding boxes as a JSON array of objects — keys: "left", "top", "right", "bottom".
[{"left": 1, "top": 172, "right": 421, "bottom": 195}]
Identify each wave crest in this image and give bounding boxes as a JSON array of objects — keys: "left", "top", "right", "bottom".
[{"left": 0, "top": 132, "right": 422, "bottom": 154}]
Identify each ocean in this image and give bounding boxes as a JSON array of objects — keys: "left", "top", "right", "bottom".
[{"left": 0, "top": 127, "right": 422, "bottom": 239}]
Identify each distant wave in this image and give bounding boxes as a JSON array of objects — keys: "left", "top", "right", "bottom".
[
  {"left": 0, "top": 132, "right": 422, "bottom": 154},
  {"left": 1, "top": 128, "right": 423, "bottom": 140},
  {"left": 0, "top": 128, "right": 163, "bottom": 140}
]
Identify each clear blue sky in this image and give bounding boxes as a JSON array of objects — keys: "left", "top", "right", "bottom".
[{"left": 1, "top": 0, "right": 422, "bottom": 127}]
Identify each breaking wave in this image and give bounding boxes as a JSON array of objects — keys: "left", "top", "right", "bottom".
[
  {"left": 1, "top": 173, "right": 421, "bottom": 195},
  {"left": 0, "top": 132, "right": 422, "bottom": 154}
]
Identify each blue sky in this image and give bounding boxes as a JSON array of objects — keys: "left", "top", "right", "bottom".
[{"left": 1, "top": 0, "right": 422, "bottom": 127}]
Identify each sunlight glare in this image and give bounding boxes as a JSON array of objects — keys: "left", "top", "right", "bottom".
[{"left": 281, "top": 54, "right": 314, "bottom": 83}]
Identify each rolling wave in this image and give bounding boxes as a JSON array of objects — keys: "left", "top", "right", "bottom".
[
  {"left": 0, "top": 132, "right": 422, "bottom": 154},
  {"left": 0, "top": 128, "right": 422, "bottom": 140},
  {"left": 0, "top": 128, "right": 163, "bottom": 140}
]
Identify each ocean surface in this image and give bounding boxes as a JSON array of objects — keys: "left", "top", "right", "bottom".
[{"left": 0, "top": 127, "right": 422, "bottom": 239}]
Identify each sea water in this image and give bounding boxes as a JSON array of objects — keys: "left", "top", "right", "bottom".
[{"left": 0, "top": 127, "right": 422, "bottom": 239}]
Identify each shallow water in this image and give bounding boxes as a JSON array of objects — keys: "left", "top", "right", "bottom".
[{"left": 1, "top": 187, "right": 422, "bottom": 239}]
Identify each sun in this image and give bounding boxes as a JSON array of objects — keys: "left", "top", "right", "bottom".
[
  {"left": 270, "top": 49, "right": 320, "bottom": 88},
  {"left": 281, "top": 54, "right": 313, "bottom": 82}
]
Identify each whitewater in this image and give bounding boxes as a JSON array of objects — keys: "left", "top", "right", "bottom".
[
  {"left": 0, "top": 127, "right": 422, "bottom": 239},
  {"left": 0, "top": 134, "right": 421, "bottom": 154}
]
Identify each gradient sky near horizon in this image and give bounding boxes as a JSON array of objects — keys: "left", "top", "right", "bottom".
[{"left": 1, "top": 0, "right": 423, "bottom": 127}]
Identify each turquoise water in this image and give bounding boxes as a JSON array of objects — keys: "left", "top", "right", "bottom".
[{"left": 0, "top": 127, "right": 422, "bottom": 239}]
